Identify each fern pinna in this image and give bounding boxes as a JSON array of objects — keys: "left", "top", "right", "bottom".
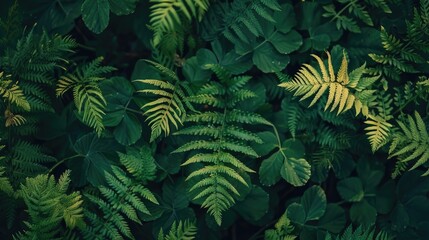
[
  {"left": 83, "top": 146, "right": 158, "bottom": 239},
  {"left": 134, "top": 60, "right": 195, "bottom": 142},
  {"left": 173, "top": 64, "right": 269, "bottom": 225}
]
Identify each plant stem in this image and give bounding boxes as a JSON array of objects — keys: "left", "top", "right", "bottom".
[{"left": 48, "top": 154, "right": 82, "bottom": 174}]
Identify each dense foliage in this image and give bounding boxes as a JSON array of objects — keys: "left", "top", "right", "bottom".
[{"left": 0, "top": 0, "right": 429, "bottom": 239}]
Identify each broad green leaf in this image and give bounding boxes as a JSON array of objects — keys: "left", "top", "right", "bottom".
[
  {"left": 21, "top": 0, "right": 82, "bottom": 33},
  {"left": 183, "top": 56, "right": 211, "bottom": 84},
  {"left": 376, "top": 180, "right": 396, "bottom": 214},
  {"left": 302, "top": 186, "right": 327, "bottom": 221},
  {"left": 108, "top": 0, "right": 138, "bottom": 15},
  {"left": 113, "top": 113, "right": 142, "bottom": 146},
  {"left": 350, "top": 200, "right": 377, "bottom": 227},
  {"left": 252, "top": 131, "right": 278, "bottom": 156},
  {"left": 281, "top": 157, "right": 311, "bottom": 186},
  {"left": 259, "top": 151, "right": 283, "bottom": 186},
  {"left": 390, "top": 203, "right": 409, "bottom": 232},
  {"left": 70, "top": 133, "right": 118, "bottom": 186},
  {"left": 287, "top": 203, "right": 305, "bottom": 225},
  {"left": 233, "top": 186, "right": 269, "bottom": 222},
  {"left": 81, "top": 0, "right": 110, "bottom": 34},
  {"left": 101, "top": 77, "right": 135, "bottom": 127},
  {"left": 282, "top": 139, "right": 306, "bottom": 159},
  {"left": 356, "top": 156, "right": 384, "bottom": 190},
  {"left": 196, "top": 48, "right": 218, "bottom": 68},
  {"left": 273, "top": 4, "right": 297, "bottom": 33},
  {"left": 270, "top": 30, "right": 302, "bottom": 54},
  {"left": 337, "top": 177, "right": 364, "bottom": 202},
  {"left": 252, "top": 42, "right": 290, "bottom": 73},
  {"left": 318, "top": 204, "right": 346, "bottom": 233}
]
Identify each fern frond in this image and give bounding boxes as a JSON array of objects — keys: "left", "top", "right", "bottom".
[
  {"left": 83, "top": 148, "right": 158, "bottom": 239},
  {"left": 389, "top": 111, "right": 429, "bottom": 175},
  {"left": 158, "top": 220, "right": 197, "bottom": 240},
  {"left": 265, "top": 213, "right": 296, "bottom": 240},
  {"left": 174, "top": 65, "right": 266, "bottom": 225},
  {"left": 202, "top": 0, "right": 280, "bottom": 42},
  {"left": 16, "top": 171, "right": 84, "bottom": 239},
  {"left": 279, "top": 51, "right": 378, "bottom": 116},
  {"left": 8, "top": 140, "right": 56, "bottom": 184},
  {"left": 57, "top": 57, "right": 115, "bottom": 135},
  {"left": 135, "top": 61, "right": 195, "bottom": 142},
  {"left": 364, "top": 115, "right": 392, "bottom": 152},
  {"left": 0, "top": 72, "right": 30, "bottom": 111},
  {"left": 150, "top": 0, "right": 210, "bottom": 46}
]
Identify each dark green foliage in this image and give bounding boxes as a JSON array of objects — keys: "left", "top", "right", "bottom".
[{"left": 1, "top": 0, "right": 429, "bottom": 239}]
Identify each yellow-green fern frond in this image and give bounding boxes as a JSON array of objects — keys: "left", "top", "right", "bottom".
[
  {"left": 134, "top": 61, "right": 195, "bottom": 142},
  {"left": 150, "top": 0, "right": 210, "bottom": 46},
  {"left": 389, "top": 111, "right": 429, "bottom": 175},
  {"left": 56, "top": 57, "right": 115, "bottom": 135},
  {"left": 279, "top": 51, "right": 379, "bottom": 116},
  {"left": 364, "top": 115, "right": 392, "bottom": 152},
  {"left": 0, "top": 72, "right": 30, "bottom": 111},
  {"left": 4, "top": 108, "right": 26, "bottom": 127}
]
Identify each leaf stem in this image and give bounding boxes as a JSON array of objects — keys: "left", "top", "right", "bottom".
[{"left": 48, "top": 154, "right": 82, "bottom": 174}]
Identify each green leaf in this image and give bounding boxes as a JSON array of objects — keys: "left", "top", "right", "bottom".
[
  {"left": 70, "top": 133, "right": 118, "bottom": 186},
  {"left": 376, "top": 180, "right": 396, "bottom": 214},
  {"left": 281, "top": 157, "right": 311, "bottom": 187},
  {"left": 350, "top": 200, "right": 377, "bottom": 227},
  {"left": 273, "top": 4, "right": 297, "bottom": 33},
  {"left": 108, "top": 0, "right": 138, "bottom": 15},
  {"left": 259, "top": 151, "right": 283, "bottom": 186},
  {"left": 337, "top": 177, "right": 364, "bottom": 202},
  {"left": 318, "top": 204, "right": 346, "bottom": 233},
  {"left": 233, "top": 185, "right": 269, "bottom": 222},
  {"left": 282, "top": 139, "right": 305, "bottom": 158},
  {"left": 183, "top": 56, "right": 211, "bottom": 84},
  {"left": 81, "top": 0, "right": 110, "bottom": 33},
  {"left": 252, "top": 42, "right": 290, "bottom": 73},
  {"left": 101, "top": 77, "right": 135, "bottom": 127},
  {"left": 269, "top": 30, "right": 302, "bottom": 54},
  {"left": 302, "top": 186, "right": 327, "bottom": 221},
  {"left": 252, "top": 131, "right": 278, "bottom": 156},
  {"left": 113, "top": 113, "right": 142, "bottom": 146},
  {"left": 287, "top": 203, "right": 306, "bottom": 225}
]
